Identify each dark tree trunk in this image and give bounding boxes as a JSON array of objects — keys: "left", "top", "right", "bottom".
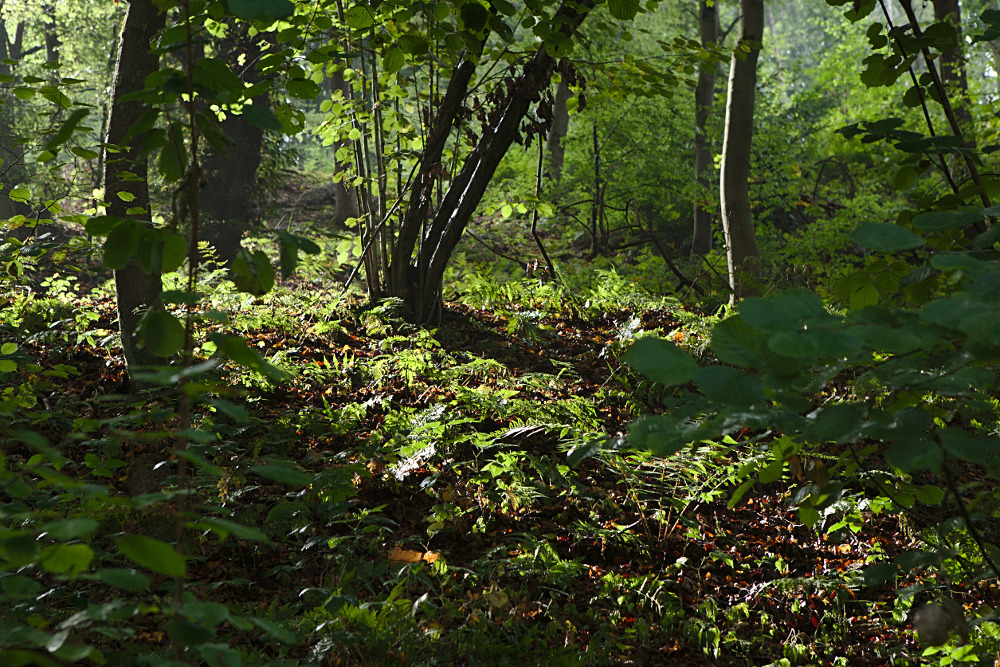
[
  {"left": 41, "top": 3, "right": 60, "bottom": 64},
  {"left": 720, "top": 0, "right": 763, "bottom": 303},
  {"left": 199, "top": 26, "right": 267, "bottom": 265},
  {"left": 105, "top": 0, "right": 166, "bottom": 389},
  {"left": 0, "top": 10, "right": 31, "bottom": 224},
  {"left": 384, "top": 0, "right": 596, "bottom": 323},
  {"left": 931, "top": 0, "right": 973, "bottom": 146},
  {"left": 691, "top": 0, "right": 719, "bottom": 256},
  {"left": 545, "top": 77, "right": 571, "bottom": 184}
]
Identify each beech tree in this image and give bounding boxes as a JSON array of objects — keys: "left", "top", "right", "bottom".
[
  {"left": 691, "top": 0, "right": 718, "bottom": 256},
  {"left": 719, "top": 0, "right": 763, "bottom": 302},
  {"left": 103, "top": 0, "right": 165, "bottom": 389}
]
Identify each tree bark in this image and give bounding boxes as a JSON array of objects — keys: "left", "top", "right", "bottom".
[
  {"left": 545, "top": 77, "right": 571, "bottom": 184},
  {"left": 199, "top": 25, "right": 267, "bottom": 264},
  {"left": 691, "top": 0, "right": 719, "bottom": 256},
  {"left": 388, "top": 0, "right": 596, "bottom": 323},
  {"left": 105, "top": 0, "right": 165, "bottom": 390},
  {"left": 330, "top": 67, "right": 358, "bottom": 227},
  {"left": 720, "top": 0, "right": 763, "bottom": 303},
  {"left": 931, "top": 0, "right": 973, "bottom": 146}
]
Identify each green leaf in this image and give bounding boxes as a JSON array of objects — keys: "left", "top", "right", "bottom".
[
  {"left": 117, "top": 535, "right": 186, "bottom": 577},
  {"left": 848, "top": 222, "right": 924, "bottom": 252},
  {"left": 103, "top": 222, "right": 141, "bottom": 269},
  {"left": 460, "top": 2, "right": 488, "bottom": 31},
  {"left": 230, "top": 248, "right": 275, "bottom": 296},
  {"left": 1, "top": 574, "right": 43, "bottom": 599},
  {"left": 398, "top": 34, "right": 429, "bottom": 55},
  {"left": 862, "top": 562, "right": 897, "bottom": 587},
  {"left": 209, "top": 333, "right": 290, "bottom": 380},
  {"left": 41, "top": 518, "right": 99, "bottom": 540},
  {"left": 190, "top": 517, "right": 273, "bottom": 544},
  {"left": 608, "top": 0, "right": 640, "bottom": 20},
  {"left": 382, "top": 46, "right": 405, "bottom": 74},
  {"left": 710, "top": 315, "right": 767, "bottom": 368},
  {"left": 344, "top": 4, "right": 376, "bottom": 29},
  {"left": 165, "top": 619, "right": 214, "bottom": 647},
  {"left": 623, "top": 336, "right": 697, "bottom": 386},
  {"left": 1, "top": 342, "right": 16, "bottom": 354},
  {"left": 695, "top": 366, "right": 764, "bottom": 408},
  {"left": 286, "top": 77, "right": 322, "bottom": 100},
  {"left": 96, "top": 568, "right": 151, "bottom": 592},
  {"left": 251, "top": 464, "right": 313, "bottom": 486},
  {"left": 137, "top": 310, "right": 186, "bottom": 357},
  {"left": 242, "top": 103, "right": 282, "bottom": 131},
  {"left": 250, "top": 617, "right": 300, "bottom": 645},
  {"left": 40, "top": 543, "right": 93, "bottom": 577},
  {"left": 225, "top": 0, "right": 295, "bottom": 23},
  {"left": 912, "top": 210, "right": 985, "bottom": 232},
  {"left": 0, "top": 360, "right": 16, "bottom": 372}
]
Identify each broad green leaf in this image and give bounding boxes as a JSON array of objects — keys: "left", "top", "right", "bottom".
[
  {"left": 251, "top": 464, "right": 313, "bottom": 486},
  {"left": 1, "top": 574, "right": 42, "bottom": 599},
  {"left": 250, "top": 617, "right": 299, "bottom": 645},
  {"left": 623, "top": 336, "right": 697, "bottom": 386},
  {"left": 225, "top": 0, "right": 295, "bottom": 23},
  {"left": 190, "top": 517, "right": 272, "bottom": 544},
  {"left": 862, "top": 562, "right": 897, "bottom": 587},
  {"left": 848, "top": 222, "right": 924, "bottom": 252},
  {"left": 382, "top": 46, "right": 405, "bottom": 74},
  {"left": 102, "top": 222, "right": 141, "bottom": 269},
  {"left": 1, "top": 342, "right": 16, "bottom": 354},
  {"left": 41, "top": 518, "right": 99, "bottom": 540},
  {"left": 137, "top": 310, "right": 186, "bottom": 357},
  {"left": 242, "top": 104, "right": 282, "bottom": 131},
  {"left": 768, "top": 331, "right": 820, "bottom": 359},
  {"left": 912, "top": 210, "right": 985, "bottom": 232},
  {"left": 198, "top": 643, "right": 240, "bottom": 666},
  {"left": 695, "top": 366, "right": 764, "bottom": 408},
  {"left": 0, "top": 360, "right": 16, "bottom": 372},
  {"left": 608, "top": 0, "right": 640, "bottom": 20},
  {"left": 398, "top": 34, "right": 429, "bottom": 55},
  {"left": 710, "top": 315, "right": 767, "bottom": 368},
  {"left": 344, "top": 4, "right": 376, "bottom": 29},
  {"left": 165, "top": 619, "right": 214, "bottom": 647},
  {"left": 885, "top": 437, "right": 942, "bottom": 473},
  {"left": 96, "top": 568, "right": 151, "bottom": 592},
  {"left": 40, "top": 543, "right": 93, "bottom": 577},
  {"left": 209, "top": 333, "right": 290, "bottom": 380},
  {"left": 460, "top": 3, "right": 488, "bottom": 31},
  {"left": 117, "top": 535, "right": 186, "bottom": 577},
  {"left": 231, "top": 248, "right": 275, "bottom": 296},
  {"left": 286, "top": 77, "right": 322, "bottom": 100}
]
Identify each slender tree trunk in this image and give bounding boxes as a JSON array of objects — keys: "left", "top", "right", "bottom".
[
  {"left": 330, "top": 67, "right": 358, "bottom": 226},
  {"left": 105, "top": 0, "right": 166, "bottom": 390},
  {"left": 545, "top": 77, "right": 571, "bottom": 184},
  {"left": 931, "top": 0, "right": 973, "bottom": 146},
  {"left": 0, "top": 8, "right": 33, "bottom": 224},
  {"left": 41, "top": 3, "right": 60, "bottom": 64},
  {"left": 691, "top": 0, "right": 719, "bottom": 256},
  {"left": 720, "top": 0, "right": 763, "bottom": 303}
]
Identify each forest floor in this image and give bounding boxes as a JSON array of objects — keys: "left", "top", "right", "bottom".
[{"left": 4, "top": 266, "right": 961, "bottom": 666}]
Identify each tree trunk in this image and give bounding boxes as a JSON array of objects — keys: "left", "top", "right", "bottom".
[
  {"left": 330, "top": 67, "right": 358, "bottom": 227},
  {"left": 691, "top": 0, "right": 719, "bottom": 256},
  {"left": 545, "top": 77, "right": 571, "bottom": 184},
  {"left": 199, "top": 25, "right": 266, "bottom": 265},
  {"left": 105, "top": 0, "right": 166, "bottom": 390},
  {"left": 382, "top": 0, "right": 596, "bottom": 323},
  {"left": 931, "top": 0, "right": 973, "bottom": 146},
  {"left": 720, "top": 0, "right": 763, "bottom": 303}
]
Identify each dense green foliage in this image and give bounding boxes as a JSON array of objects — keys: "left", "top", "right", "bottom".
[{"left": 3, "top": 0, "right": 1000, "bottom": 663}]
